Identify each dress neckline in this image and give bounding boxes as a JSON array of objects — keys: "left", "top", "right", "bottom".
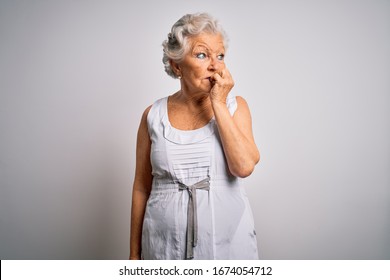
[
  {"left": 162, "top": 97, "right": 215, "bottom": 144},
  {"left": 165, "top": 96, "right": 215, "bottom": 132}
]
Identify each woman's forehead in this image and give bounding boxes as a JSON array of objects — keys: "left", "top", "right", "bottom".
[{"left": 189, "top": 33, "right": 225, "bottom": 51}]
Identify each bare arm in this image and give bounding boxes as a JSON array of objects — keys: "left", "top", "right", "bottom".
[
  {"left": 210, "top": 70, "right": 260, "bottom": 178},
  {"left": 129, "top": 106, "right": 152, "bottom": 259}
]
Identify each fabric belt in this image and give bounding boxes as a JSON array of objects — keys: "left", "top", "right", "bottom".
[{"left": 178, "top": 177, "right": 210, "bottom": 260}]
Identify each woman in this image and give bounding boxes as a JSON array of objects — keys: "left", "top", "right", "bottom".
[{"left": 130, "top": 13, "right": 260, "bottom": 260}]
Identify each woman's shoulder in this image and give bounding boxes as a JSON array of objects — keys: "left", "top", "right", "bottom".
[
  {"left": 142, "top": 105, "right": 153, "bottom": 119},
  {"left": 231, "top": 95, "right": 254, "bottom": 126},
  {"left": 235, "top": 96, "right": 249, "bottom": 108},
  {"left": 148, "top": 96, "right": 168, "bottom": 113},
  {"left": 141, "top": 96, "right": 166, "bottom": 115},
  {"left": 228, "top": 95, "right": 247, "bottom": 104},
  {"left": 142, "top": 96, "right": 169, "bottom": 127},
  {"left": 228, "top": 95, "right": 252, "bottom": 117},
  {"left": 138, "top": 105, "right": 152, "bottom": 130},
  {"left": 226, "top": 94, "right": 241, "bottom": 115}
]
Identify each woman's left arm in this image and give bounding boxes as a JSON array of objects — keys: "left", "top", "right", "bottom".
[{"left": 210, "top": 70, "right": 260, "bottom": 178}]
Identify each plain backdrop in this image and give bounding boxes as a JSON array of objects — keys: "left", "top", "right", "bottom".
[{"left": 0, "top": 0, "right": 389, "bottom": 259}]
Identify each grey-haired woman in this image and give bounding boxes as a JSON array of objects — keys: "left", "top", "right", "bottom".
[{"left": 130, "top": 13, "right": 260, "bottom": 260}]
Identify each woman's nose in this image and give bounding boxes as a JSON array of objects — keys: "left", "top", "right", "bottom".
[{"left": 207, "top": 57, "right": 222, "bottom": 71}]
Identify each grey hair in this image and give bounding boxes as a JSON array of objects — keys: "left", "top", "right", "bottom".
[{"left": 162, "top": 13, "right": 228, "bottom": 79}]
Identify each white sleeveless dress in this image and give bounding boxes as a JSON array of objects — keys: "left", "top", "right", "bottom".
[{"left": 141, "top": 94, "right": 259, "bottom": 260}]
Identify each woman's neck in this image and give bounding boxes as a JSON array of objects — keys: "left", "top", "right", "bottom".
[{"left": 173, "top": 89, "right": 211, "bottom": 111}]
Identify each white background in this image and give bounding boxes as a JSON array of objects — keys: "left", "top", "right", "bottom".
[{"left": 0, "top": 0, "right": 389, "bottom": 259}]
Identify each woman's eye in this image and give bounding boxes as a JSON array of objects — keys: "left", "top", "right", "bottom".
[
  {"left": 196, "top": 53, "right": 206, "bottom": 59},
  {"left": 217, "top": 54, "right": 225, "bottom": 60}
]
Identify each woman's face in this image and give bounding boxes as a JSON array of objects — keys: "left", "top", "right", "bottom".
[{"left": 175, "top": 32, "right": 226, "bottom": 94}]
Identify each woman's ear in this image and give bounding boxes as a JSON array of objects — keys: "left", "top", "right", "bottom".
[{"left": 170, "top": 60, "right": 181, "bottom": 77}]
